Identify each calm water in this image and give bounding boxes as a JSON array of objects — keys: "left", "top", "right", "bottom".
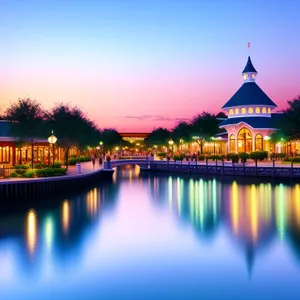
[{"left": 0, "top": 165, "right": 300, "bottom": 300}]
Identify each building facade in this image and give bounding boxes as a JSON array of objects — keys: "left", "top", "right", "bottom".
[{"left": 219, "top": 56, "right": 282, "bottom": 154}]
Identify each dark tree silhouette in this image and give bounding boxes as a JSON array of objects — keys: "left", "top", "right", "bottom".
[{"left": 4, "top": 98, "right": 46, "bottom": 168}]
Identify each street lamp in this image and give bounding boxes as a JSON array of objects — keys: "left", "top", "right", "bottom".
[
  {"left": 48, "top": 131, "right": 57, "bottom": 168},
  {"left": 99, "top": 141, "right": 104, "bottom": 155},
  {"left": 168, "top": 138, "right": 174, "bottom": 155}
]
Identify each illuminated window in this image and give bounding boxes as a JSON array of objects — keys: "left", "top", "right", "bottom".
[
  {"left": 238, "top": 128, "right": 252, "bottom": 153},
  {"left": 241, "top": 108, "right": 246, "bottom": 114},
  {"left": 243, "top": 74, "right": 248, "bottom": 80},
  {"left": 255, "top": 107, "right": 260, "bottom": 114},
  {"left": 262, "top": 107, "right": 267, "bottom": 113},
  {"left": 229, "top": 109, "right": 234, "bottom": 115},
  {"left": 248, "top": 107, "right": 254, "bottom": 113},
  {"left": 230, "top": 134, "right": 235, "bottom": 152},
  {"left": 268, "top": 108, "right": 271, "bottom": 113},
  {"left": 255, "top": 134, "right": 263, "bottom": 151},
  {"left": 235, "top": 108, "right": 239, "bottom": 114},
  {"left": 252, "top": 74, "right": 256, "bottom": 79}
]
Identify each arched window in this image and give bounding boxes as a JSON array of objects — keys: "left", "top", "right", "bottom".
[
  {"left": 262, "top": 107, "right": 267, "bottom": 114},
  {"left": 268, "top": 108, "right": 271, "bottom": 114},
  {"left": 230, "top": 134, "right": 235, "bottom": 152},
  {"left": 229, "top": 109, "right": 234, "bottom": 115},
  {"left": 238, "top": 128, "right": 252, "bottom": 153},
  {"left": 255, "top": 134, "right": 263, "bottom": 151},
  {"left": 248, "top": 107, "right": 254, "bottom": 114},
  {"left": 243, "top": 74, "right": 248, "bottom": 80},
  {"left": 235, "top": 108, "right": 239, "bottom": 114},
  {"left": 252, "top": 74, "right": 256, "bottom": 79},
  {"left": 241, "top": 108, "right": 246, "bottom": 114},
  {"left": 256, "top": 107, "right": 261, "bottom": 114}
]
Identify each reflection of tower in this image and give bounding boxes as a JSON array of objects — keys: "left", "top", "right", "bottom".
[
  {"left": 245, "top": 246, "right": 255, "bottom": 279},
  {"left": 225, "top": 181, "right": 276, "bottom": 275}
]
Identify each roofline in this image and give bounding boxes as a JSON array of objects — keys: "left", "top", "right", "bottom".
[{"left": 219, "top": 121, "right": 276, "bottom": 131}]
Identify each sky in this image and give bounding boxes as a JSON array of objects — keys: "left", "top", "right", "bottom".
[{"left": 0, "top": 0, "right": 299, "bottom": 132}]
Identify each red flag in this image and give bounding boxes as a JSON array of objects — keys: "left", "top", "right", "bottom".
[{"left": 248, "top": 42, "right": 250, "bottom": 49}]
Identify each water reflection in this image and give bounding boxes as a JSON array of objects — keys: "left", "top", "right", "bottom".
[
  {"left": 26, "top": 209, "right": 37, "bottom": 255},
  {"left": 146, "top": 173, "right": 300, "bottom": 268},
  {"left": 62, "top": 200, "right": 70, "bottom": 235},
  {"left": 1, "top": 166, "right": 300, "bottom": 299}
]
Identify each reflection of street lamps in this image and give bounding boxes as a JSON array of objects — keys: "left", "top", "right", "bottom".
[
  {"left": 168, "top": 138, "right": 174, "bottom": 155},
  {"left": 48, "top": 131, "right": 57, "bottom": 168}
]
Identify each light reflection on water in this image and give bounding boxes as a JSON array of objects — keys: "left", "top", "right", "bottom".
[{"left": 0, "top": 165, "right": 300, "bottom": 299}]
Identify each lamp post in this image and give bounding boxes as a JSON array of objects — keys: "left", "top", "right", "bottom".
[
  {"left": 99, "top": 141, "right": 104, "bottom": 155},
  {"left": 168, "top": 138, "right": 174, "bottom": 156},
  {"left": 48, "top": 131, "right": 57, "bottom": 168}
]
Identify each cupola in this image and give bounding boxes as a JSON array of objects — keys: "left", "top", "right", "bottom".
[{"left": 242, "top": 56, "right": 257, "bottom": 83}]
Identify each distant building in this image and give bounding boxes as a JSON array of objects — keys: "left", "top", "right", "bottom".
[{"left": 219, "top": 56, "right": 283, "bottom": 153}]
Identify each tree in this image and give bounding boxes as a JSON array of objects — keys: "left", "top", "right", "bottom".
[
  {"left": 280, "top": 96, "right": 300, "bottom": 141},
  {"left": 4, "top": 98, "right": 46, "bottom": 168},
  {"left": 47, "top": 104, "right": 101, "bottom": 168},
  {"left": 100, "top": 129, "right": 123, "bottom": 151},
  {"left": 171, "top": 121, "right": 192, "bottom": 144},
  {"left": 145, "top": 128, "right": 171, "bottom": 148},
  {"left": 190, "top": 112, "right": 220, "bottom": 154}
]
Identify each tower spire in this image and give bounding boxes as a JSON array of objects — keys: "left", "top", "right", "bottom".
[{"left": 242, "top": 56, "right": 257, "bottom": 83}]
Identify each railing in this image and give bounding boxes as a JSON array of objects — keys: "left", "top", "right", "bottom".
[{"left": 147, "top": 161, "right": 300, "bottom": 178}]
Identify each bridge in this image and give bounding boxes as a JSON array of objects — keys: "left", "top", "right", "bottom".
[{"left": 106, "top": 159, "right": 300, "bottom": 178}]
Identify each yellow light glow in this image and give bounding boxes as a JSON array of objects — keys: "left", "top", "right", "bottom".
[
  {"left": 231, "top": 181, "right": 239, "bottom": 235},
  {"left": 27, "top": 209, "right": 37, "bottom": 255},
  {"left": 250, "top": 184, "right": 258, "bottom": 243},
  {"left": 62, "top": 200, "right": 70, "bottom": 234}
]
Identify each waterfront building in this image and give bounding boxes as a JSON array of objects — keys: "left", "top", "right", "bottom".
[
  {"left": 0, "top": 120, "right": 78, "bottom": 166},
  {"left": 219, "top": 57, "right": 282, "bottom": 153}
]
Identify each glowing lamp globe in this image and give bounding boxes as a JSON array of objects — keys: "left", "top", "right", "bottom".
[{"left": 48, "top": 131, "right": 57, "bottom": 144}]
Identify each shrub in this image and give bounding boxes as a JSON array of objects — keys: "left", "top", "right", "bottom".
[
  {"left": 15, "top": 168, "right": 27, "bottom": 175},
  {"left": 283, "top": 156, "right": 300, "bottom": 163},
  {"left": 53, "top": 161, "right": 62, "bottom": 168},
  {"left": 35, "top": 168, "right": 67, "bottom": 177},
  {"left": 69, "top": 158, "right": 79, "bottom": 165},
  {"left": 157, "top": 152, "right": 167, "bottom": 160},
  {"left": 227, "top": 153, "right": 239, "bottom": 163},
  {"left": 9, "top": 172, "right": 18, "bottom": 178},
  {"left": 15, "top": 164, "right": 30, "bottom": 169},
  {"left": 249, "top": 151, "right": 268, "bottom": 161},
  {"left": 70, "top": 154, "right": 77, "bottom": 158},
  {"left": 24, "top": 170, "right": 36, "bottom": 178},
  {"left": 34, "top": 162, "right": 48, "bottom": 169},
  {"left": 197, "top": 155, "right": 205, "bottom": 161},
  {"left": 239, "top": 152, "right": 250, "bottom": 163},
  {"left": 173, "top": 154, "right": 185, "bottom": 161},
  {"left": 79, "top": 155, "right": 91, "bottom": 162},
  {"left": 278, "top": 153, "right": 287, "bottom": 159}
]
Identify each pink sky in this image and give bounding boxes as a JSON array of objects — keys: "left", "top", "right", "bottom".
[
  {"left": 1, "top": 56, "right": 298, "bottom": 133},
  {"left": 1, "top": 1, "right": 299, "bottom": 133}
]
